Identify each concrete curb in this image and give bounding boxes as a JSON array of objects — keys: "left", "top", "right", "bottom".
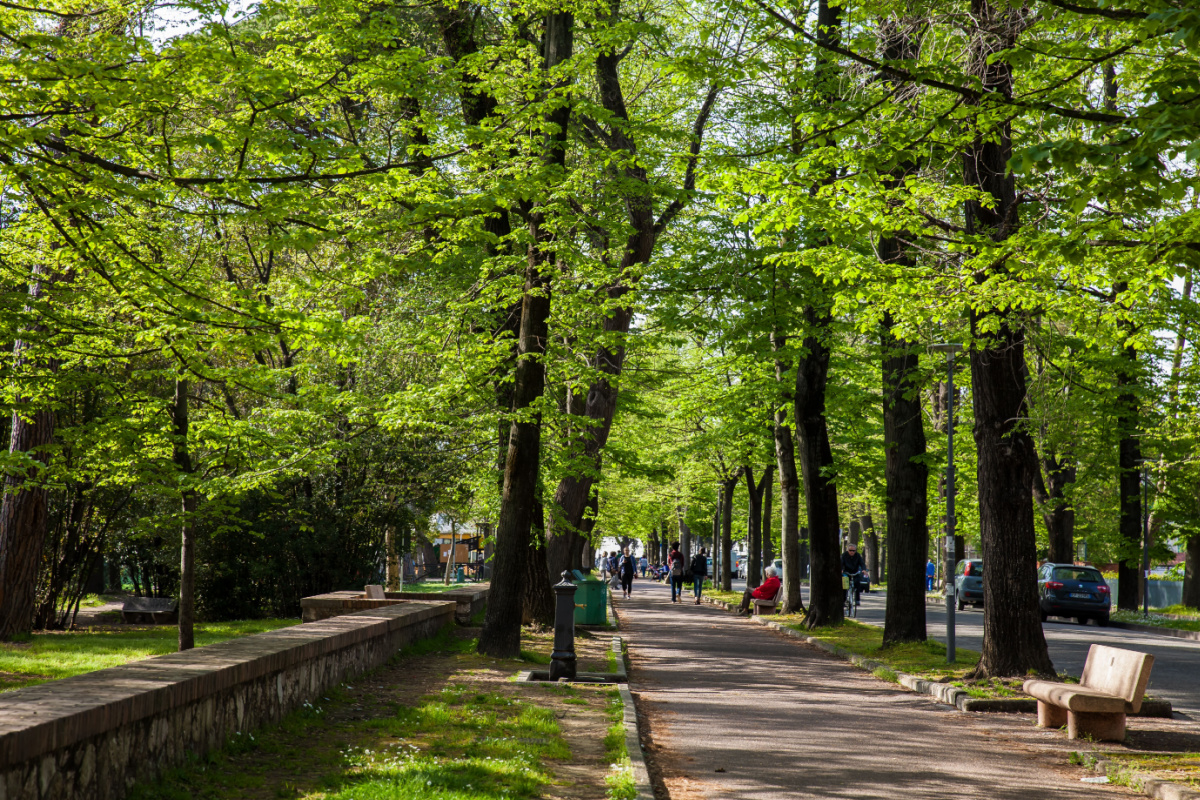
[
  {"left": 618, "top": 685, "right": 654, "bottom": 800},
  {"left": 700, "top": 596, "right": 1175, "bottom": 717},
  {"left": 1109, "top": 621, "right": 1200, "bottom": 641},
  {"left": 1077, "top": 751, "right": 1200, "bottom": 800}
]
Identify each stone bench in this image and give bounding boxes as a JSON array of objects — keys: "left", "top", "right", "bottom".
[
  {"left": 753, "top": 584, "right": 782, "bottom": 615},
  {"left": 1023, "top": 643, "right": 1154, "bottom": 741},
  {"left": 121, "top": 597, "right": 178, "bottom": 625},
  {"left": 300, "top": 585, "right": 489, "bottom": 625}
]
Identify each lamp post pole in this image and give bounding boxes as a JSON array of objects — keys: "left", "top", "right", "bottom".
[
  {"left": 932, "top": 343, "right": 963, "bottom": 664},
  {"left": 1142, "top": 462, "right": 1150, "bottom": 618}
]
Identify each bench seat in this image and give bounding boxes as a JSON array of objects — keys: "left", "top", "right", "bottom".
[{"left": 1022, "top": 681, "right": 1126, "bottom": 714}]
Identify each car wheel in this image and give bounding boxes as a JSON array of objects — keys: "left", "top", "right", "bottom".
[{"left": 957, "top": 599, "right": 965, "bottom": 612}]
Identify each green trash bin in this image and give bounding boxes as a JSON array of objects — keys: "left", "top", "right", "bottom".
[{"left": 571, "top": 570, "right": 608, "bottom": 625}]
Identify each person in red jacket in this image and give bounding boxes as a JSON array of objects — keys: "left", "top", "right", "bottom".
[{"left": 736, "top": 565, "right": 782, "bottom": 614}]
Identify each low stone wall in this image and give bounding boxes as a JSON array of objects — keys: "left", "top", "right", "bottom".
[
  {"left": 301, "top": 585, "right": 488, "bottom": 625},
  {"left": 0, "top": 600, "right": 456, "bottom": 800}
]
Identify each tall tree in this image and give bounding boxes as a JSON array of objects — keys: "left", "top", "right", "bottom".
[
  {"left": 479, "top": 9, "right": 575, "bottom": 657},
  {"left": 962, "top": 0, "right": 1053, "bottom": 677}
]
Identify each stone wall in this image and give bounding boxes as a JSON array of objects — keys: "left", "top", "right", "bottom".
[
  {"left": 0, "top": 600, "right": 456, "bottom": 800},
  {"left": 301, "top": 585, "right": 488, "bottom": 625}
]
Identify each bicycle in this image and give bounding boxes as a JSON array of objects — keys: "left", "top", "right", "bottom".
[{"left": 842, "top": 571, "right": 866, "bottom": 618}]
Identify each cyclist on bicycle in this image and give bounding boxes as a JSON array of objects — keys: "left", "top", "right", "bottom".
[{"left": 840, "top": 542, "right": 868, "bottom": 609}]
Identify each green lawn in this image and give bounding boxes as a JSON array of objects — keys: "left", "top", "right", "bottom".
[
  {"left": 128, "top": 627, "right": 614, "bottom": 800},
  {"left": 397, "top": 582, "right": 478, "bottom": 593},
  {"left": 0, "top": 619, "right": 298, "bottom": 693}
]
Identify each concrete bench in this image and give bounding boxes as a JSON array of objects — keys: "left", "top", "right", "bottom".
[
  {"left": 753, "top": 584, "right": 783, "bottom": 616},
  {"left": 1023, "top": 644, "right": 1154, "bottom": 741},
  {"left": 121, "top": 596, "right": 178, "bottom": 625}
]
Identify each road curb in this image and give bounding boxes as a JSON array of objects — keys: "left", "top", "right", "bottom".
[
  {"left": 1109, "top": 621, "right": 1200, "bottom": 641},
  {"left": 1077, "top": 751, "right": 1200, "bottom": 800},
  {"left": 697, "top": 597, "right": 1175, "bottom": 717}
]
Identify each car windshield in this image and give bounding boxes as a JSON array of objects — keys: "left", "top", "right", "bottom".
[{"left": 1052, "top": 567, "right": 1102, "bottom": 582}]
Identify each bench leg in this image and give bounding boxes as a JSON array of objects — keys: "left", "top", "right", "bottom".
[
  {"left": 1067, "top": 711, "right": 1125, "bottom": 742},
  {"left": 1036, "top": 701, "right": 1068, "bottom": 729}
]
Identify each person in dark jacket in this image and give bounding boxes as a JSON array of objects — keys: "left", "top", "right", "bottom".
[
  {"left": 689, "top": 548, "right": 709, "bottom": 604},
  {"left": 668, "top": 542, "right": 686, "bottom": 603},
  {"left": 841, "top": 543, "right": 868, "bottom": 606},
  {"left": 618, "top": 547, "right": 636, "bottom": 599}
]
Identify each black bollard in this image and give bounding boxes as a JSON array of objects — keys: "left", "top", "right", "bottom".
[{"left": 549, "top": 570, "right": 578, "bottom": 682}]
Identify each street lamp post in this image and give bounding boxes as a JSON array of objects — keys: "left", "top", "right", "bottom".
[
  {"left": 1142, "top": 462, "right": 1150, "bottom": 618},
  {"left": 932, "top": 343, "right": 963, "bottom": 664}
]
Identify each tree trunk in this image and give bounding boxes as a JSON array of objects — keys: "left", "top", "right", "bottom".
[
  {"left": 1184, "top": 531, "right": 1200, "bottom": 609},
  {"left": 1114, "top": 294, "right": 1142, "bottom": 611},
  {"left": 881, "top": 312, "right": 929, "bottom": 645},
  {"left": 795, "top": 308, "right": 842, "bottom": 628},
  {"left": 522, "top": 492, "right": 555, "bottom": 626},
  {"left": 744, "top": 465, "right": 773, "bottom": 589},
  {"left": 0, "top": 266, "right": 60, "bottom": 641},
  {"left": 762, "top": 474, "right": 774, "bottom": 570},
  {"left": 1034, "top": 451, "right": 1076, "bottom": 563},
  {"left": 677, "top": 507, "right": 691, "bottom": 560},
  {"left": 958, "top": 0, "right": 1053, "bottom": 678},
  {"left": 862, "top": 514, "right": 880, "bottom": 586},
  {"left": 720, "top": 475, "right": 737, "bottom": 591},
  {"left": 170, "top": 378, "right": 197, "bottom": 652},
  {"left": 478, "top": 10, "right": 573, "bottom": 658},
  {"left": 772, "top": 332, "right": 804, "bottom": 614}
]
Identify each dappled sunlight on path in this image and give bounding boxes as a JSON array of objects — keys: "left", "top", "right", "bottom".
[{"left": 612, "top": 578, "right": 1141, "bottom": 800}]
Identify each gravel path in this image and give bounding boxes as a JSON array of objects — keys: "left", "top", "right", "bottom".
[{"left": 613, "top": 578, "right": 1142, "bottom": 800}]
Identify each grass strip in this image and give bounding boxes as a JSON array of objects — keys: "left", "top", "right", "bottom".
[
  {"left": 1074, "top": 751, "right": 1200, "bottom": 791},
  {"left": 603, "top": 690, "right": 636, "bottom": 800},
  {"left": 0, "top": 619, "right": 298, "bottom": 693},
  {"left": 1111, "top": 609, "right": 1200, "bottom": 632},
  {"left": 392, "top": 582, "right": 478, "bottom": 594}
]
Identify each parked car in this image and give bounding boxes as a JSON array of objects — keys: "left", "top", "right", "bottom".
[
  {"left": 1037, "top": 563, "right": 1111, "bottom": 626},
  {"left": 954, "top": 559, "right": 984, "bottom": 611}
]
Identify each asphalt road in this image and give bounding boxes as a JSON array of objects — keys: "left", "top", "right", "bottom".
[{"left": 726, "top": 578, "right": 1200, "bottom": 717}]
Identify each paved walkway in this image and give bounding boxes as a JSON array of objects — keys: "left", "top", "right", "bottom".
[{"left": 613, "top": 579, "right": 1141, "bottom": 800}]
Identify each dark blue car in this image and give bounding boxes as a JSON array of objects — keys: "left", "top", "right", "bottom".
[{"left": 1037, "top": 563, "right": 1111, "bottom": 626}]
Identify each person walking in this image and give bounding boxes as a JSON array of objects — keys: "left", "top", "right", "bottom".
[
  {"left": 668, "top": 541, "right": 686, "bottom": 603},
  {"left": 618, "top": 547, "right": 636, "bottom": 599},
  {"left": 639, "top": 554, "right": 649, "bottom": 578},
  {"left": 690, "top": 547, "right": 709, "bottom": 604},
  {"left": 926, "top": 558, "right": 936, "bottom": 592}
]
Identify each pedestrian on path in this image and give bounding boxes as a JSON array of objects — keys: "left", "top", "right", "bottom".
[
  {"left": 926, "top": 558, "right": 936, "bottom": 592},
  {"left": 736, "top": 565, "right": 781, "bottom": 614},
  {"left": 668, "top": 542, "right": 686, "bottom": 602},
  {"left": 690, "top": 548, "right": 709, "bottom": 604},
  {"left": 618, "top": 547, "right": 636, "bottom": 599},
  {"left": 639, "top": 554, "right": 649, "bottom": 577}
]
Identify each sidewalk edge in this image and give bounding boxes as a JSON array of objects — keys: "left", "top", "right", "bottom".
[{"left": 618, "top": 684, "right": 653, "bottom": 800}]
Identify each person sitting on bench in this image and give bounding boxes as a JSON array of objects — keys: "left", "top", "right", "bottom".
[{"left": 736, "top": 565, "right": 782, "bottom": 615}]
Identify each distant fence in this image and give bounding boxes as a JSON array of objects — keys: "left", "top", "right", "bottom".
[
  {"left": 0, "top": 601, "right": 456, "bottom": 800},
  {"left": 1107, "top": 578, "right": 1183, "bottom": 608}
]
